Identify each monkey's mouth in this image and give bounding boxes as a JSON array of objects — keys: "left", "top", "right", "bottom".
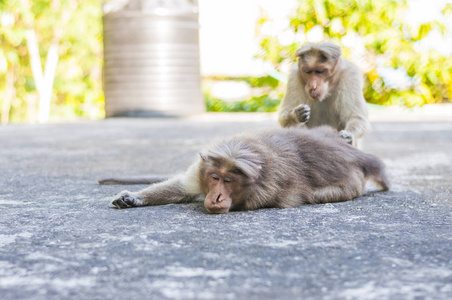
[
  {"left": 308, "top": 92, "right": 324, "bottom": 101},
  {"left": 205, "top": 205, "right": 229, "bottom": 214}
]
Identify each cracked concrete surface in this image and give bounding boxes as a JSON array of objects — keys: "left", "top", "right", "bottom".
[{"left": 0, "top": 115, "right": 451, "bottom": 299}]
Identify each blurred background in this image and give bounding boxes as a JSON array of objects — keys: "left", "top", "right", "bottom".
[{"left": 1, "top": 0, "right": 451, "bottom": 124}]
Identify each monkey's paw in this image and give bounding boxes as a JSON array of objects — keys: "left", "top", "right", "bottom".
[
  {"left": 294, "top": 104, "right": 310, "bottom": 124},
  {"left": 111, "top": 192, "right": 143, "bottom": 209},
  {"left": 339, "top": 130, "right": 354, "bottom": 145}
]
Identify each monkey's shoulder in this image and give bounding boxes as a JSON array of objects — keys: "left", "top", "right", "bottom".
[{"left": 338, "top": 59, "right": 363, "bottom": 80}]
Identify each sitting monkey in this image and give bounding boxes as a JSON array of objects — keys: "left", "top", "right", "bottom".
[
  {"left": 278, "top": 42, "right": 369, "bottom": 146},
  {"left": 110, "top": 126, "right": 389, "bottom": 214}
]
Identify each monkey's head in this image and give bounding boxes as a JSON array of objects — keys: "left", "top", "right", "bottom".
[
  {"left": 296, "top": 42, "right": 342, "bottom": 102},
  {"left": 199, "top": 141, "right": 263, "bottom": 214}
]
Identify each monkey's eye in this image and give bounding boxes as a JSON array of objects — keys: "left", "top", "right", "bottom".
[
  {"left": 304, "top": 70, "right": 313, "bottom": 74},
  {"left": 315, "top": 69, "right": 326, "bottom": 74},
  {"left": 224, "top": 177, "right": 233, "bottom": 183},
  {"left": 211, "top": 173, "right": 220, "bottom": 180}
]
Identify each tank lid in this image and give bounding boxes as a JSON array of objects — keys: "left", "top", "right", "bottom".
[{"left": 103, "top": 0, "right": 198, "bottom": 16}]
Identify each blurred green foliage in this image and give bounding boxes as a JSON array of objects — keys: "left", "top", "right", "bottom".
[
  {"left": 206, "top": 93, "right": 281, "bottom": 113},
  {"left": 2, "top": 0, "right": 451, "bottom": 120},
  {"left": 204, "top": 75, "right": 282, "bottom": 112},
  {"left": 256, "top": 0, "right": 452, "bottom": 107},
  {"left": 0, "top": 0, "right": 104, "bottom": 123}
]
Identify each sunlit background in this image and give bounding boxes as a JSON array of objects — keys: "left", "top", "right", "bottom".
[{"left": 1, "top": 0, "right": 451, "bottom": 124}]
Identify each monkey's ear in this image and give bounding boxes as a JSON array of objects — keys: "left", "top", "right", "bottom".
[
  {"left": 295, "top": 43, "right": 314, "bottom": 58},
  {"left": 319, "top": 43, "right": 341, "bottom": 60},
  {"left": 295, "top": 48, "right": 309, "bottom": 58},
  {"left": 249, "top": 165, "right": 262, "bottom": 183},
  {"left": 199, "top": 152, "right": 208, "bottom": 161}
]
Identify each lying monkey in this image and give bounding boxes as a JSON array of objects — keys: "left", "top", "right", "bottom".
[{"left": 108, "top": 126, "right": 389, "bottom": 213}]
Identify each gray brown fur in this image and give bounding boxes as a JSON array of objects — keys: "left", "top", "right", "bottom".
[{"left": 111, "top": 126, "right": 389, "bottom": 213}]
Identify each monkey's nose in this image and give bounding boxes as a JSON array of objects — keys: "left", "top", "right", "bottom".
[{"left": 215, "top": 194, "right": 222, "bottom": 203}]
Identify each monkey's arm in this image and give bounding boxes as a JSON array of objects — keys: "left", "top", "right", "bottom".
[
  {"left": 278, "top": 68, "right": 310, "bottom": 127},
  {"left": 98, "top": 176, "right": 169, "bottom": 185},
  {"left": 111, "top": 162, "right": 203, "bottom": 208},
  {"left": 337, "top": 63, "right": 370, "bottom": 143},
  {"left": 342, "top": 112, "right": 368, "bottom": 139}
]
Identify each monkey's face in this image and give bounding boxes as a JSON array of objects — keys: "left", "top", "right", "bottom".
[
  {"left": 202, "top": 169, "right": 245, "bottom": 214},
  {"left": 299, "top": 63, "right": 331, "bottom": 102},
  {"left": 297, "top": 46, "right": 339, "bottom": 102}
]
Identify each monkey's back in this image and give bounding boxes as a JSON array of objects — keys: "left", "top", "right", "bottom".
[
  {"left": 256, "top": 126, "right": 361, "bottom": 184},
  {"left": 224, "top": 126, "right": 379, "bottom": 208}
]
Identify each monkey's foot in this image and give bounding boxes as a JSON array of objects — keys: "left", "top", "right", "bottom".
[
  {"left": 294, "top": 104, "right": 310, "bottom": 124},
  {"left": 339, "top": 130, "right": 354, "bottom": 145},
  {"left": 111, "top": 192, "right": 143, "bottom": 209}
]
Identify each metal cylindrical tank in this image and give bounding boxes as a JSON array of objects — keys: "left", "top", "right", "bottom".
[{"left": 102, "top": 0, "right": 205, "bottom": 117}]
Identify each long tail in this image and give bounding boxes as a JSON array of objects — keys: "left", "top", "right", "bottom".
[{"left": 98, "top": 176, "right": 170, "bottom": 185}]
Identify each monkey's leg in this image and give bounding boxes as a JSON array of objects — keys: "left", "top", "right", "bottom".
[
  {"left": 312, "top": 186, "right": 361, "bottom": 203},
  {"left": 312, "top": 173, "right": 365, "bottom": 203},
  {"left": 367, "top": 168, "right": 390, "bottom": 191},
  {"left": 361, "top": 154, "right": 391, "bottom": 191},
  {"left": 372, "top": 176, "right": 390, "bottom": 191}
]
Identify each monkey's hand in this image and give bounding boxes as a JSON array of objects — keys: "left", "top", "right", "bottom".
[
  {"left": 293, "top": 104, "right": 310, "bottom": 124},
  {"left": 111, "top": 191, "right": 143, "bottom": 209},
  {"left": 339, "top": 130, "right": 354, "bottom": 145}
]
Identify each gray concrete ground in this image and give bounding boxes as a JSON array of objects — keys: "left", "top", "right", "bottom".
[{"left": 0, "top": 114, "right": 451, "bottom": 300}]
